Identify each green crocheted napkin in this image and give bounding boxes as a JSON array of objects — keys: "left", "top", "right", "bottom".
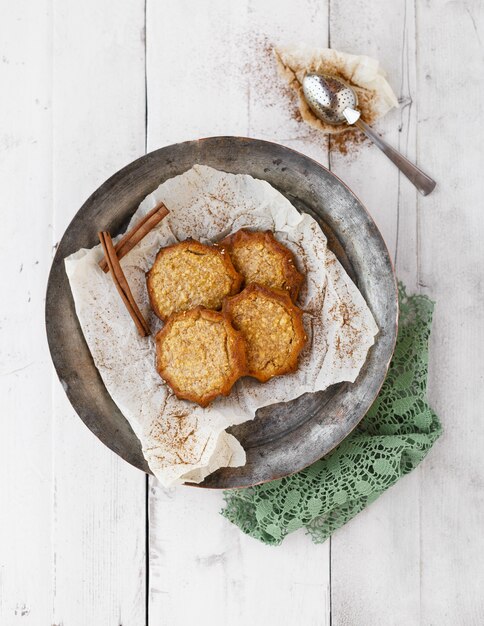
[{"left": 221, "top": 284, "right": 442, "bottom": 545}]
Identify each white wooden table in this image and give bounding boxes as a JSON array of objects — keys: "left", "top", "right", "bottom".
[{"left": 1, "top": 0, "right": 483, "bottom": 624}]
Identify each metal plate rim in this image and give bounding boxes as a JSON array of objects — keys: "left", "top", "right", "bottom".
[{"left": 45, "top": 135, "right": 398, "bottom": 488}]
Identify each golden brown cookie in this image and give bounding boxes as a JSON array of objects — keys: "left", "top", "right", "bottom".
[
  {"left": 220, "top": 229, "right": 304, "bottom": 301},
  {"left": 155, "top": 307, "right": 247, "bottom": 407},
  {"left": 147, "top": 240, "right": 242, "bottom": 320},
  {"left": 223, "top": 283, "right": 306, "bottom": 382}
]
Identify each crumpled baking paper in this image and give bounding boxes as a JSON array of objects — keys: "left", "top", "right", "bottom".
[
  {"left": 274, "top": 45, "right": 399, "bottom": 133},
  {"left": 65, "top": 165, "right": 378, "bottom": 486}
]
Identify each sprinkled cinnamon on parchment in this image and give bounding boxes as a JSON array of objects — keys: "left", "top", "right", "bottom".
[{"left": 65, "top": 165, "right": 379, "bottom": 487}]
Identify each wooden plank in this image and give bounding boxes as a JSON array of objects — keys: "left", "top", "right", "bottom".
[
  {"left": 417, "top": 1, "right": 484, "bottom": 623},
  {"left": 328, "top": 1, "right": 423, "bottom": 624},
  {"left": 146, "top": 0, "right": 249, "bottom": 146},
  {"left": 146, "top": 1, "right": 330, "bottom": 624},
  {"left": 0, "top": 1, "right": 53, "bottom": 623},
  {"left": 241, "top": 0, "right": 331, "bottom": 162},
  {"left": 328, "top": 0, "right": 419, "bottom": 281},
  {"left": 51, "top": 1, "right": 147, "bottom": 624},
  {"left": 149, "top": 482, "right": 330, "bottom": 626}
]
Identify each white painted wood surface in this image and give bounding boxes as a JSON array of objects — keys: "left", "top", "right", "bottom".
[
  {"left": 51, "top": 2, "right": 147, "bottom": 625},
  {"left": 0, "top": 2, "right": 53, "bottom": 623},
  {"left": 145, "top": 2, "right": 330, "bottom": 625},
  {"left": 329, "top": 2, "right": 423, "bottom": 624},
  {"left": 1, "top": 0, "right": 483, "bottom": 624},
  {"left": 418, "top": 2, "right": 484, "bottom": 624}
]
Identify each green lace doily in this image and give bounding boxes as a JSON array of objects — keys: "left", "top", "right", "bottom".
[{"left": 222, "top": 284, "right": 442, "bottom": 545}]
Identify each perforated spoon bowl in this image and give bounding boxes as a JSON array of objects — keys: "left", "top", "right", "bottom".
[{"left": 302, "top": 73, "right": 436, "bottom": 196}]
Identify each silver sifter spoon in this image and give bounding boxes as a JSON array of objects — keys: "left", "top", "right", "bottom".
[{"left": 302, "top": 73, "right": 436, "bottom": 196}]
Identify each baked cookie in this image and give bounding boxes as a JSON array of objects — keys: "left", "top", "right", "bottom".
[
  {"left": 155, "top": 307, "right": 247, "bottom": 407},
  {"left": 223, "top": 283, "right": 306, "bottom": 382},
  {"left": 220, "top": 229, "right": 304, "bottom": 301},
  {"left": 147, "top": 240, "right": 242, "bottom": 320}
]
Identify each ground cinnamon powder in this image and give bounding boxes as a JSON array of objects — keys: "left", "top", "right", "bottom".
[{"left": 245, "top": 36, "right": 375, "bottom": 156}]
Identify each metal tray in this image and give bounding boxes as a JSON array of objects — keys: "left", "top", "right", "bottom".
[{"left": 45, "top": 136, "right": 398, "bottom": 488}]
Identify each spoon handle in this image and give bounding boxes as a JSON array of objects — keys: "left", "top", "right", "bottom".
[{"left": 355, "top": 119, "right": 436, "bottom": 196}]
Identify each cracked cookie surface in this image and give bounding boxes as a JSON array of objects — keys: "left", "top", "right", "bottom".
[
  {"left": 147, "top": 240, "right": 242, "bottom": 320},
  {"left": 223, "top": 283, "right": 306, "bottom": 382},
  {"left": 220, "top": 229, "right": 304, "bottom": 301},
  {"left": 155, "top": 307, "right": 247, "bottom": 407}
]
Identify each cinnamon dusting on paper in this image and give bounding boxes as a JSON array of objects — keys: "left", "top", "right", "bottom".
[
  {"left": 327, "top": 286, "right": 363, "bottom": 367},
  {"left": 145, "top": 414, "right": 203, "bottom": 466}
]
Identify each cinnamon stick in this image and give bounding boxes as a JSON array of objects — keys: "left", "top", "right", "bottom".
[
  {"left": 98, "top": 231, "right": 151, "bottom": 337},
  {"left": 99, "top": 201, "right": 169, "bottom": 272}
]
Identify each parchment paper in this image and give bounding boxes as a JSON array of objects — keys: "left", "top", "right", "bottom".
[
  {"left": 66, "top": 165, "right": 378, "bottom": 486},
  {"left": 274, "top": 45, "right": 399, "bottom": 133}
]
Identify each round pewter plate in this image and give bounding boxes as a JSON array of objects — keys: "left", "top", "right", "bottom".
[{"left": 45, "top": 136, "right": 397, "bottom": 489}]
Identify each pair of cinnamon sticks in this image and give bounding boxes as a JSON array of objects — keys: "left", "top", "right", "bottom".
[{"left": 98, "top": 201, "right": 169, "bottom": 337}]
